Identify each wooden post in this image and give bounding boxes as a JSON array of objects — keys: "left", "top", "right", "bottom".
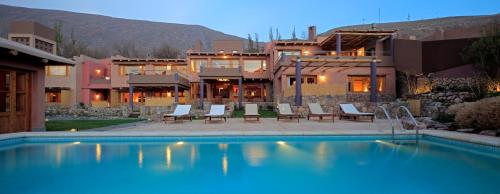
[
  {"left": 370, "top": 59, "right": 377, "bottom": 103},
  {"left": 295, "top": 58, "right": 302, "bottom": 106},
  {"left": 336, "top": 33, "right": 341, "bottom": 56},
  {"left": 174, "top": 73, "right": 179, "bottom": 104},
  {"left": 128, "top": 73, "right": 134, "bottom": 111},
  {"left": 238, "top": 77, "right": 243, "bottom": 109}
]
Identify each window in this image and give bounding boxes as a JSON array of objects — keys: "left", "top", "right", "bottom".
[
  {"left": 190, "top": 59, "right": 207, "bottom": 73},
  {"left": 243, "top": 60, "right": 266, "bottom": 73},
  {"left": 287, "top": 75, "right": 316, "bottom": 86},
  {"left": 46, "top": 66, "right": 68, "bottom": 76},
  {"left": 16, "top": 72, "right": 27, "bottom": 112},
  {"left": 0, "top": 70, "right": 10, "bottom": 112},
  {"left": 153, "top": 65, "right": 171, "bottom": 75},
  {"left": 278, "top": 50, "right": 301, "bottom": 58},
  {"left": 211, "top": 60, "right": 239, "bottom": 68},
  {"left": 119, "top": 65, "right": 144, "bottom": 76},
  {"left": 348, "top": 76, "right": 385, "bottom": 93},
  {"left": 46, "top": 91, "right": 61, "bottom": 103}
]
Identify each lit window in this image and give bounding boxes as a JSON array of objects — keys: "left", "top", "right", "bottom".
[
  {"left": 211, "top": 60, "right": 239, "bottom": 68},
  {"left": 243, "top": 60, "right": 266, "bottom": 73},
  {"left": 348, "top": 76, "right": 385, "bottom": 93},
  {"left": 190, "top": 60, "right": 207, "bottom": 73},
  {"left": 46, "top": 66, "right": 68, "bottom": 76},
  {"left": 119, "top": 65, "right": 145, "bottom": 76}
]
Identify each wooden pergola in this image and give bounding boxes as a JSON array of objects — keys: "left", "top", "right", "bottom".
[
  {"left": 276, "top": 56, "right": 382, "bottom": 106},
  {"left": 319, "top": 30, "right": 396, "bottom": 51}
]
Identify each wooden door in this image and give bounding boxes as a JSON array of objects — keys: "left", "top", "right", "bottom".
[{"left": 0, "top": 69, "right": 31, "bottom": 133}]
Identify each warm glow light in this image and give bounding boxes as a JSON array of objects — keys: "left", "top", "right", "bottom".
[
  {"left": 166, "top": 146, "right": 171, "bottom": 168},
  {"left": 222, "top": 153, "right": 228, "bottom": 176},
  {"left": 218, "top": 143, "right": 228, "bottom": 151},
  {"left": 167, "top": 65, "right": 172, "bottom": 71},
  {"left": 190, "top": 145, "right": 196, "bottom": 167},
  {"left": 374, "top": 140, "right": 397, "bottom": 147},
  {"left": 105, "top": 76, "right": 110, "bottom": 80},
  {"left": 276, "top": 141, "right": 286, "bottom": 145},
  {"left": 94, "top": 94, "right": 100, "bottom": 100},
  {"left": 303, "top": 50, "right": 310, "bottom": 55},
  {"left": 55, "top": 145, "right": 62, "bottom": 166},
  {"left": 331, "top": 51, "right": 336, "bottom": 56},
  {"left": 496, "top": 83, "right": 500, "bottom": 92},
  {"left": 138, "top": 145, "right": 143, "bottom": 168},
  {"left": 319, "top": 74, "right": 326, "bottom": 81},
  {"left": 69, "top": 128, "right": 77, "bottom": 132},
  {"left": 73, "top": 142, "right": 81, "bottom": 145},
  {"left": 223, "top": 55, "right": 228, "bottom": 59},
  {"left": 251, "top": 91, "right": 255, "bottom": 96},
  {"left": 95, "top": 69, "right": 101, "bottom": 74},
  {"left": 363, "top": 87, "right": 369, "bottom": 92},
  {"left": 96, "top": 144, "right": 101, "bottom": 163},
  {"left": 167, "top": 92, "right": 172, "bottom": 97},
  {"left": 176, "top": 141, "right": 185, "bottom": 145},
  {"left": 216, "top": 78, "right": 229, "bottom": 82}
]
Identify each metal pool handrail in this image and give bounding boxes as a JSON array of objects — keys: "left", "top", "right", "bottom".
[
  {"left": 375, "top": 106, "right": 395, "bottom": 141},
  {"left": 395, "top": 106, "right": 419, "bottom": 141}
]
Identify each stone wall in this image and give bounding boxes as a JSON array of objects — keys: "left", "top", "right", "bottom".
[
  {"left": 409, "top": 77, "right": 486, "bottom": 118},
  {"left": 46, "top": 104, "right": 129, "bottom": 120}
]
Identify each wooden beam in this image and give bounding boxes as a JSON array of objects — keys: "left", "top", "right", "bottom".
[
  {"left": 300, "top": 61, "right": 313, "bottom": 69},
  {"left": 308, "top": 62, "right": 329, "bottom": 73},
  {"left": 292, "top": 58, "right": 381, "bottom": 63},
  {"left": 336, "top": 63, "right": 363, "bottom": 72}
]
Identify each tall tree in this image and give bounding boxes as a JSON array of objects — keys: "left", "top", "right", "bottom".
[
  {"left": 247, "top": 34, "right": 254, "bottom": 52},
  {"left": 152, "top": 42, "right": 180, "bottom": 58},
  {"left": 255, "top": 33, "right": 259, "bottom": 52},
  {"left": 276, "top": 28, "right": 281, "bottom": 41},
  {"left": 292, "top": 26, "right": 297, "bottom": 40},
  {"left": 53, "top": 21, "right": 64, "bottom": 56},
  {"left": 269, "top": 27, "right": 274, "bottom": 42},
  {"left": 463, "top": 22, "right": 500, "bottom": 78}
]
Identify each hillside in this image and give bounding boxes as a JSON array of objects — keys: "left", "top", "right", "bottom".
[
  {"left": 321, "top": 14, "right": 500, "bottom": 40},
  {"left": 0, "top": 4, "right": 244, "bottom": 57}
]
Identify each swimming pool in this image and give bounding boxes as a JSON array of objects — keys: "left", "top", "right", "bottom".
[{"left": 0, "top": 135, "right": 499, "bottom": 194}]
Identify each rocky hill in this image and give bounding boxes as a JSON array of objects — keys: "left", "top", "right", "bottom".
[
  {"left": 321, "top": 14, "right": 500, "bottom": 40},
  {"left": 0, "top": 4, "right": 244, "bottom": 57}
]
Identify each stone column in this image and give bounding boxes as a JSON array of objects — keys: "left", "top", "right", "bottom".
[{"left": 199, "top": 79, "right": 204, "bottom": 109}]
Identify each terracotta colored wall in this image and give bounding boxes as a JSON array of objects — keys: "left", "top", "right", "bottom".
[
  {"left": 422, "top": 38, "right": 478, "bottom": 74},
  {"left": 394, "top": 39, "right": 422, "bottom": 73}
]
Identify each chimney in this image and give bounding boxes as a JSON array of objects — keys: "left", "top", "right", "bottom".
[
  {"left": 193, "top": 39, "right": 203, "bottom": 52},
  {"left": 308, "top": 26, "right": 316, "bottom": 41}
]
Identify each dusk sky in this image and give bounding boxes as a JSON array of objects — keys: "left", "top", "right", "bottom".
[{"left": 1, "top": 0, "right": 499, "bottom": 40}]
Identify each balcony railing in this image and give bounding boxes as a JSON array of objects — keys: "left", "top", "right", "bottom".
[{"left": 90, "top": 77, "right": 111, "bottom": 84}]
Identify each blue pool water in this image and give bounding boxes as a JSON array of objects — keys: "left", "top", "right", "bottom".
[{"left": 0, "top": 136, "right": 499, "bottom": 194}]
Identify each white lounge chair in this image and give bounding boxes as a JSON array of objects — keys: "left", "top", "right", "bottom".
[
  {"left": 163, "top": 105, "right": 192, "bottom": 123},
  {"left": 243, "top": 104, "right": 260, "bottom": 121},
  {"left": 204, "top": 105, "right": 227, "bottom": 123},
  {"left": 277, "top": 103, "right": 299, "bottom": 123},
  {"left": 339, "top": 103, "right": 374, "bottom": 122},
  {"left": 307, "top": 103, "right": 334, "bottom": 122}
]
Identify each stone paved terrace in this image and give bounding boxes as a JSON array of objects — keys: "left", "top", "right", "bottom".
[{"left": 1, "top": 118, "right": 499, "bottom": 147}]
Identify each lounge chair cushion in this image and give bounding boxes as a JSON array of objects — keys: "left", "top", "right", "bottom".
[
  {"left": 308, "top": 103, "right": 327, "bottom": 115},
  {"left": 278, "top": 103, "right": 294, "bottom": 115},
  {"left": 244, "top": 104, "right": 259, "bottom": 116},
  {"left": 206, "top": 105, "right": 225, "bottom": 116},
  {"left": 339, "top": 104, "right": 374, "bottom": 115},
  {"left": 165, "top": 105, "right": 191, "bottom": 116}
]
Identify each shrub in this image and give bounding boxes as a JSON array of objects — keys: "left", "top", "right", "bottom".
[{"left": 454, "top": 96, "right": 500, "bottom": 130}]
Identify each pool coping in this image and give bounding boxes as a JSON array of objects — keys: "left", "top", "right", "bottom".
[{"left": 1, "top": 129, "right": 499, "bottom": 147}]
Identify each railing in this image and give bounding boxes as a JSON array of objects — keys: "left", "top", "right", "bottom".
[
  {"left": 375, "top": 106, "right": 395, "bottom": 141},
  {"left": 395, "top": 106, "right": 420, "bottom": 142}
]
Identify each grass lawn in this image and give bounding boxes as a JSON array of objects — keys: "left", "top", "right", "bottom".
[
  {"left": 233, "top": 110, "right": 277, "bottom": 118},
  {"left": 45, "top": 119, "right": 144, "bottom": 131}
]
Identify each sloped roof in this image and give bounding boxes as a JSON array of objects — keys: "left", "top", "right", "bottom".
[{"left": 0, "top": 37, "right": 74, "bottom": 65}]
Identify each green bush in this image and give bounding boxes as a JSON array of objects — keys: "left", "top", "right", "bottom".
[{"left": 453, "top": 96, "right": 500, "bottom": 130}]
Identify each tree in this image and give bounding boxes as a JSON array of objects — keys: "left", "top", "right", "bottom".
[
  {"left": 463, "top": 22, "right": 500, "bottom": 79},
  {"left": 247, "top": 34, "right": 254, "bottom": 52},
  {"left": 269, "top": 27, "right": 274, "bottom": 42},
  {"left": 255, "top": 33, "right": 259, "bottom": 52},
  {"left": 276, "top": 28, "right": 281, "bottom": 41},
  {"left": 152, "top": 42, "right": 180, "bottom": 58},
  {"left": 113, "top": 41, "right": 141, "bottom": 58},
  {"left": 53, "top": 21, "right": 64, "bottom": 56},
  {"left": 292, "top": 26, "right": 297, "bottom": 40}
]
